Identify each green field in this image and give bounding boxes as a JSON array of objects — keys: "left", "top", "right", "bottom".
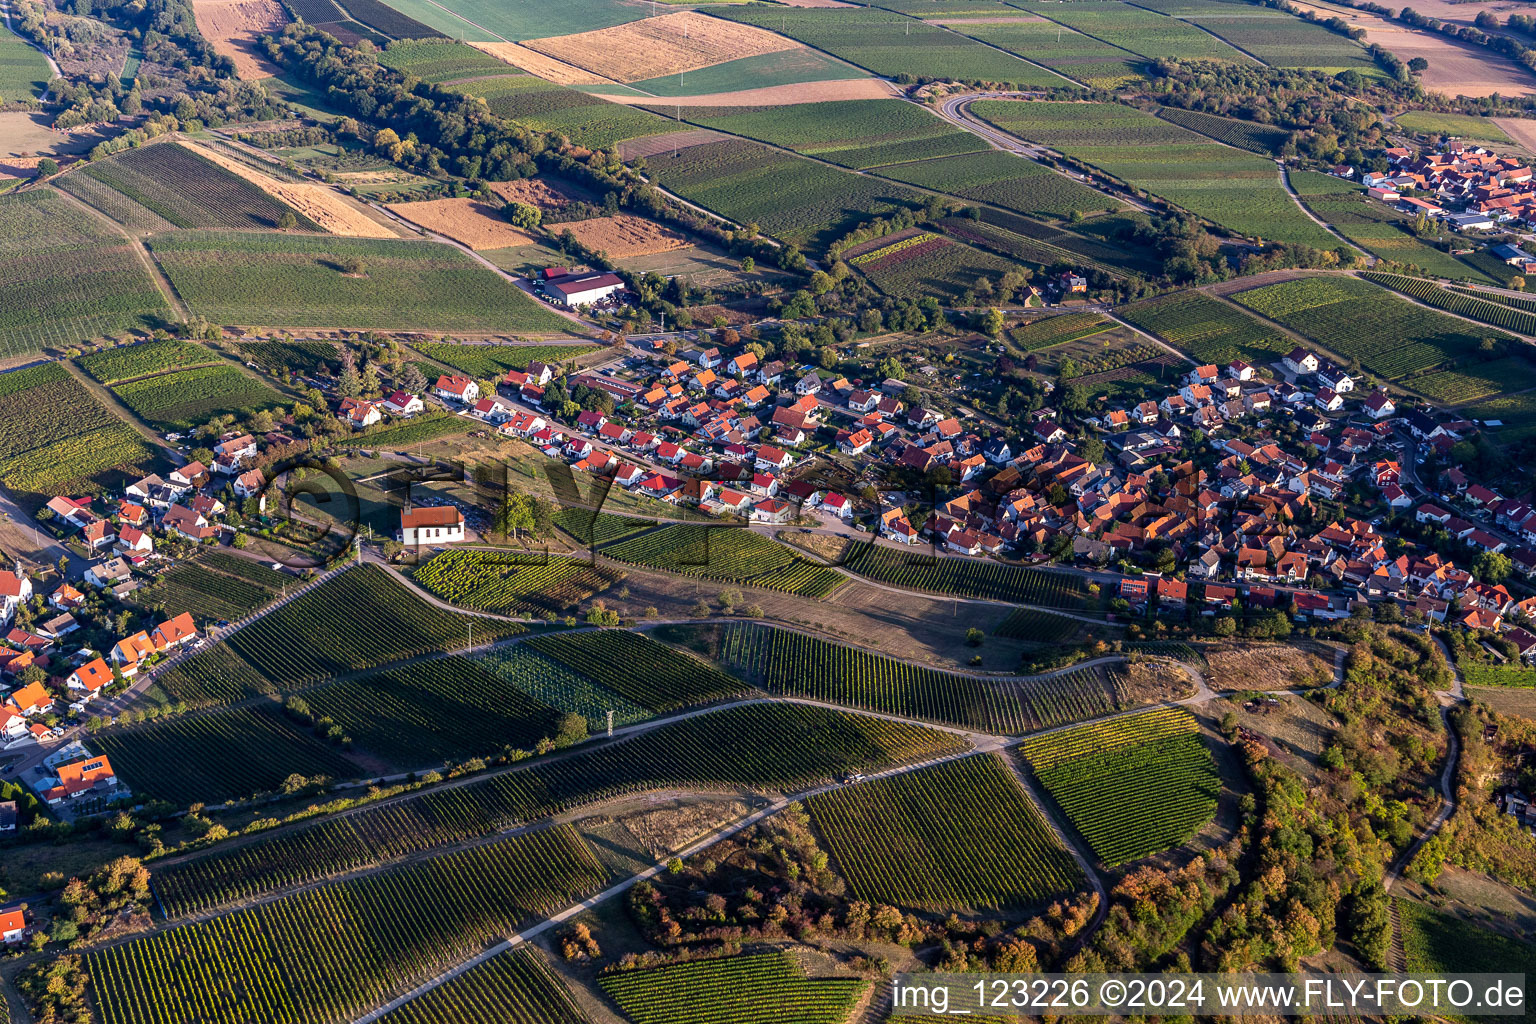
[
  {"left": 447, "top": 75, "right": 675, "bottom": 149},
  {"left": 0, "top": 17, "right": 51, "bottom": 100},
  {"left": 714, "top": 6, "right": 1070, "bottom": 86},
  {"left": 478, "top": 644, "right": 651, "bottom": 731},
  {"left": 77, "top": 143, "right": 319, "bottom": 231},
  {"left": 1394, "top": 111, "right": 1514, "bottom": 143},
  {"left": 1018, "top": 0, "right": 1253, "bottom": 63},
  {"left": 1398, "top": 898, "right": 1536, "bottom": 1023},
  {"left": 971, "top": 100, "right": 1336, "bottom": 247},
  {"left": 601, "top": 953, "right": 865, "bottom": 1024},
  {"left": 1118, "top": 290, "right": 1289, "bottom": 364},
  {"left": 851, "top": 229, "right": 1022, "bottom": 300},
  {"left": 0, "top": 189, "right": 174, "bottom": 358},
  {"left": 877, "top": 149, "right": 1120, "bottom": 219},
  {"left": 1022, "top": 707, "right": 1219, "bottom": 864},
  {"left": 1156, "top": 107, "right": 1289, "bottom": 155},
  {"left": 629, "top": 47, "right": 870, "bottom": 97},
  {"left": 1006, "top": 312, "right": 1113, "bottom": 354},
  {"left": 603, "top": 525, "right": 848, "bottom": 598},
  {"left": 375, "top": 39, "right": 521, "bottom": 82},
  {"left": 412, "top": 342, "right": 597, "bottom": 377},
  {"left": 148, "top": 231, "right": 574, "bottom": 332},
  {"left": 1290, "top": 175, "right": 1492, "bottom": 281},
  {"left": 375, "top": 948, "right": 589, "bottom": 1024},
  {"left": 646, "top": 137, "right": 923, "bottom": 249},
  {"left": 365, "top": 0, "right": 645, "bottom": 41},
  {"left": 77, "top": 340, "right": 217, "bottom": 384},
  {"left": 113, "top": 364, "right": 287, "bottom": 430},
  {"left": 412, "top": 550, "right": 622, "bottom": 615},
  {"left": 1174, "top": 8, "right": 1377, "bottom": 71},
  {"left": 1231, "top": 274, "right": 1515, "bottom": 380},
  {"left": 952, "top": 18, "right": 1139, "bottom": 88},
  {"left": 1466, "top": 391, "right": 1536, "bottom": 442},
  {"left": 0, "top": 362, "right": 156, "bottom": 496},
  {"left": 809, "top": 754, "right": 1082, "bottom": 910}
]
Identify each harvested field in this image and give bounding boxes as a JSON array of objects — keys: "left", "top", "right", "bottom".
[
  {"left": 523, "top": 11, "right": 796, "bottom": 83},
  {"left": 1495, "top": 117, "right": 1536, "bottom": 152},
  {"left": 594, "top": 78, "right": 901, "bottom": 106},
  {"left": 464, "top": 41, "right": 607, "bottom": 85},
  {"left": 1289, "top": 0, "right": 1536, "bottom": 96},
  {"left": 618, "top": 129, "right": 727, "bottom": 160},
  {"left": 559, "top": 213, "right": 688, "bottom": 257},
  {"left": 192, "top": 0, "right": 288, "bottom": 80},
  {"left": 485, "top": 177, "right": 576, "bottom": 210},
  {"left": 384, "top": 197, "right": 536, "bottom": 250},
  {"left": 1204, "top": 643, "right": 1335, "bottom": 691},
  {"left": 178, "top": 140, "right": 397, "bottom": 237}
]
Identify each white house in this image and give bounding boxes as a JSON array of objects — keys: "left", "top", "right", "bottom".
[
  {"left": 1364, "top": 392, "right": 1396, "bottom": 419},
  {"left": 398, "top": 506, "right": 465, "bottom": 546},
  {"left": 1283, "top": 348, "right": 1320, "bottom": 375},
  {"left": 384, "top": 391, "right": 425, "bottom": 417},
  {"left": 0, "top": 571, "right": 34, "bottom": 624},
  {"left": 434, "top": 375, "right": 479, "bottom": 405}
]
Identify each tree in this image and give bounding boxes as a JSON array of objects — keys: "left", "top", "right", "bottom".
[
  {"left": 400, "top": 363, "right": 428, "bottom": 393},
  {"left": 1513, "top": 275, "right": 1527, "bottom": 291},
  {"left": 277, "top": 211, "right": 297, "bottom": 231},
  {"left": 965, "top": 627, "right": 984, "bottom": 646},
  {"left": 1080, "top": 436, "right": 1105, "bottom": 464},
  {"left": 1473, "top": 550, "right": 1512, "bottom": 585},
  {"left": 506, "top": 201, "right": 541, "bottom": 230},
  {"left": 496, "top": 492, "right": 536, "bottom": 539},
  {"left": 981, "top": 306, "right": 1005, "bottom": 338},
  {"left": 877, "top": 356, "right": 905, "bottom": 381},
  {"left": 740, "top": 256, "right": 755, "bottom": 274},
  {"left": 35, "top": 158, "right": 58, "bottom": 177},
  {"left": 1407, "top": 56, "right": 1429, "bottom": 73}
]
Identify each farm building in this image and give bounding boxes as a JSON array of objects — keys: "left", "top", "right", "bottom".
[{"left": 545, "top": 270, "right": 624, "bottom": 308}]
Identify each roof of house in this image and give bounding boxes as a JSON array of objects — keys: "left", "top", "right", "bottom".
[{"left": 401, "top": 506, "right": 463, "bottom": 529}]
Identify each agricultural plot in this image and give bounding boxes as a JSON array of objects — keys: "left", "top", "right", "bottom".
[
  {"left": 478, "top": 645, "right": 651, "bottom": 731},
  {"left": 682, "top": 99, "right": 988, "bottom": 170},
  {"left": 552, "top": 507, "right": 655, "bottom": 547},
  {"left": 362, "top": 0, "right": 645, "bottom": 42},
  {"left": 1231, "top": 274, "right": 1515, "bottom": 380},
  {"left": 1155, "top": 107, "right": 1289, "bottom": 155},
  {"left": 0, "top": 17, "right": 50, "bottom": 100},
  {"left": 992, "top": 607, "right": 1082, "bottom": 642},
  {"left": 524, "top": 629, "right": 746, "bottom": 713},
  {"left": 53, "top": 171, "right": 179, "bottom": 233},
  {"left": 848, "top": 228, "right": 1021, "bottom": 301},
  {"left": 152, "top": 703, "right": 963, "bottom": 917},
  {"left": 1394, "top": 110, "right": 1513, "bottom": 142},
  {"left": 604, "top": 525, "right": 847, "bottom": 598},
  {"left": 629, "top": 47, "right": 869, "bottom": 98},
  {"left": 1362, "top": 271, "right": 1536, "bottom": 336},
  {"left": 113, "top": 364, "right": 286, "bottom": 430},
  {"left": 413, "top": 550, "right": 623, "bottom": 615},
  {"left": 1021, "top": 707, "right": 1219, "bottom": 864},
  {"left": 149, "top": 231, "right": 573, "bottom": 332},
  {"left": 601, "top": 953, "right": 866, "bottom": 1024},
  {"left": 877, "top": 149, "right": 1117, "bottom": 219},
  {"left": 0, "top": 189, "right": 173, "bottom": 359},
  {"left": 78, "top": 143, "right": 318, "bottom": 231},
  {"left": 1118, "top": 290, "right": 1289, "bottom": 364},
  {"left": 1006, "top": 313, "right": 1113, "bottom": 354},
  {"left": 1176, "top": 10, "right": 1378, "bottom": 71},
  {"left": 938, "top": 215, "right": 1128, "bottom": 279},
  {"left": 809, "top": 754, "right": 1082, "bottom": 910},
  {"left": 1466, "top": 392, "right": 1536, "bottom": 442},
  {"left": 521, "top": 11, "right": 796, "bottom": 83},
  {"left": 89, "top": 827, "right": 606, "bottom": 1024},
  {"left": 413, "top": 342, "right": 597, "bottom": 377},
  {"left": 375, "top": 947, "right": 589, "bottom": 1024},
  {"left": 297, "top": 657, "right": 561, "bottom": 770},
  {"left": 841, "top": 541, "right": 1090, "bottom": 607},
  {"left": 1018, "top": 0, "right": 1252, "bottom": 63},
  {"left": 0, "top": 362, "right": 155, "bottom": 496},
  {"left": 952, "top": 19, "right": 1138, "bottom": 88},
  {"left": 714, "top": 6, "right": 1069, "bottom": 86},
  {"left": 236, "top": 339, "right": 337, "bottom": 376},
  {"left": 77, "top": 340, "right": 216, "bottom": 384},
  {"left": 136, "top": 559, "right": 281, "bottom": 624},
  {"left": 448, "top": 75, "right": 675, "bottom": 149},
  {"left": 646, "top": 137, "right": 923, "bottom": 249},
  {"left": 1458, "top": 662, "right": 1536, "bottom": 687},
  {"left": 92, "top": 703, "right": 363, "bottom": 806},
  {"left": 1293, "top": 181, "right": 1491, "bottom": 280},
  {"left": 376, "top": 39, "right": 519, "bottom": 82},
  {"left": 1399, "top": 898, "right": 1536, "bottom": 1006},
  {"left": 720, "top": 622, "right": 1124, "bottom": 735},
  {"left": 351, "top": 413, "right": 471, "bottom": 448},
  {"left": 971, "top": 100, "right": 1335, "bottom": 247}
]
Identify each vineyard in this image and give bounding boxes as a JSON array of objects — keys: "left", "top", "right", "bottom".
[
  {"left": 1021, "top": 707, "right": 1219, "bottom": 864},
  {"left": 1006, "top": 313, "right": 1113, "bottom": 355},
  {"left": 552, "top": 507, "right": 655, "bottom": 547},
  {"left": 148, "top": 231, "right": 574, "bottom": 333},
  {"left": 719, "top": 622, "right": 1125, "bottom": 734},
  {"left": 447, "top": 76, "right": 674, "bottom": 150},
  {"left": 1411, "top": 357, "right": 1536, "bottom": 405},
  {"left": 0, "top": 16, "right": 48, "bottom": 99},
  {"left": 876, "top": 149, "right": 1116, "bottom": 220},
  {"left": 849, "top": 231, "right": 941, "bottom": 266},
  {"left": 412, "top": 549, "right": 624, "bottom": 615},
  {"left": 853, "top": 229, "right": 1021, "bottom": 301},
  {"left": 841, "top": 541, "right": 1090, "bottom": 607},
  {"left": 152, "top": 703, "right": 964, "bottom": 917},
  {"left": 376, "top": 947, "right": 589, "bottom": 1024},
  {"left": 136, "top": 557, "right": 283, "bottom": 624},
  {"left": 0, "top": 362, "right": 155, "bottom": 496},
  {"left": 1449, "top": 285, "right": 1536, "bottom": 314},
  {"left": 1361, "top": 271, "right": 1536, "bottom": 337},
  {"left": 413, "top": 342, "right": 598, "bottom": 379},
  {"left": 600, "top": 952, "right": 866, "bottom": 1024},
  {"left": 77, "top": 340, "right": 216, "bottom": 384},
  {"left": 953, "top": 17, "right": 1139, "bottom": 88},
  {"left": 1231, "top": 274, "right": 1514, "bottom": 380},
  {"left": 603, "top": 525, "right": 847, "bottom": 598},
  {"left": 89, "top": 827, "right": 607, "bottom": 1024},
  {"left": 1174, "top": 9, "right": 1377, "bottom": 71},
  {"left": 1459, "top": 662, "right": 1536, "bottom": 687},
  {"left": 1295, "top": 183, "right": 1490, "bottom": 282},
  {"left": 992, "top": 607, "right": 1082, "bottom": 643},
  {"left": 0, "top": 189, "right": 173, "bottom": 359},
  {"left": 79, "top": 142, "right": 318, "bottom": 231},
  {"left": 1155, "top": 107, "right": 1288, "bottom": 155},
  {"left": 477, "top": 645, "right": 652, "bottom": 731},
  {"left": 524, "top": 629, "right": 747, "bottom": 712},
  {"left": 1022, "top": 0, "right": 1251, "bottom": 62},
  {"left": 1118, "top": 290, "right": 1289, "bottom": 364},
  {"left": 113, "top": 364, "right": 287, "bottom": 430},
  {"left": 809, "top": 754, "right": 1083, "bottom": 910},
  {"left": 236, "top": 339, "right": 338, "bottom": 376},
  {"left": 92, "top": 703, "right": 363, "bottom": 806},
  {"left": 376, "top": 39, "right": 517, "bottom": 82},
  {"left": 686, "top": 99, "right": 987, "bottom": 171}
]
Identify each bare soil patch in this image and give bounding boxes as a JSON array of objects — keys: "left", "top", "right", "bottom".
[
  {"left": 588, "top": 797, "right": 752, "bottom": 859},
  {"left": 486, "top": 177, "right": 576, "bottom": 210},
  {"left": 465, "top": 41, "right": 609, "bottom": 85},
  {"left": 177, "top": 139, "right": 399, "bottom": 237},
  {"left": 385, "top": 197, "right": 536, "bottom": 250},
  {"left": 0, "top": 111, "right": 110, "bottom": 162},
  {"left": 1204, "top": 642, "right": 1334, "bottom": 691},
  {"left": 1120, "top": 658, "right": 1196, "bottom": 702},
  {"left": 593, "top": 77, "right": 900, "bottom": 107},
  {"left": 618, "top": 128, "right": 726, "bottom": 160},
  {"left": 193, "top": 0, "right": 288, "bottom": 80},
  {"left": 559, "top": 213, "right": 689, "bottom": 257},
  {"left": 524, "top": 11, "right": 797, "bottom": 83},
  {"left": 1494, "top": 117, "right": 1536, "bottom": 152},
  {"left": 1290, "top": 0, "right": 1536, "bottom": 96}
]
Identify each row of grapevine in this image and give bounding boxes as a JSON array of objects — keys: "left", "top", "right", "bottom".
[
  {"left": 808, "top": 755, "right": 1083, "bottom": 911},
  {"left": 154, "top": 703, "right": 966, "bottom": 917},
  {"left": 840, "top": 543, "right": 1089, "bottom": 608},
  {"left": 524, "top": 629, "right": 747, "bottom": 712},
  {"left": 602, "top": 525, "right": 847, "bottom": 599},
  {"left": 599, "top": 952, "right": 866, "bottom": 1024},
  {"left": 376, "top": 947, "right": 590, "bottom": 1024},
  {"left": 476, "top": 645, "right": 652, "bottom": 731},
  {"left": 1363, "top": 271, "right": 1536, "bottom": 335},
  {"left": 991, "top": 607, "right": 1082, "bottom": 643},
  {"left": 412, "top": 550, "right": 624, "bottom": 615}
]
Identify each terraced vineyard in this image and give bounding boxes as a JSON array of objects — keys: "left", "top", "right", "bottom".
[
  {"left": 152, "top": 703, "right": 964, "bottom": 917},
  {"left": 1021, "top": 707, "right": 1219, "bottom": 864},
  {"left": 1118, "top": 290, "right": 1289, "bottom": 364},
  {"left": 89, "top": 827, "right": 606, "bottom": 1024},
  {"left": 600, "top": 952, "right": 866, "bottom": 1024},
  {"left": 524, "top": 629, "right": 746, "bottom": 712},
  {"left": 841, "top": 542, "right": 1090, "bottom": 607},
  {"left": 1361, "top": 272, "right": 1536, "bottom": 336},
  {"left": 809, "top": 754, "right": 1083, "bottom": 910},
  {"left": 0, "top": 362, "right": 155, "bottom": 496},
  {"left": 604, "top": 525, "right": 847, "bottom": 598},
  {"left": 375, "top": 947, "right": 589, "bottom": 1024},
  {"left": 412, "top": 550, "right": 624, "bottom": 615},
  {"left": 477, "top": 645, "right": 651, "bottom": 731},
  {"left": 720, "top": 622, "right": 1124, "bottom": 734}
]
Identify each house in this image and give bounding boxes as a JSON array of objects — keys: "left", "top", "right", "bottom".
[
  {"left": 838, "top": 428, "right": 873, "bottom": 456},
  {"left": 399, "top": 506, "right": 465, "bottom": 546},
  {"left": 39, "top": 614, "right": 77, "bottom": 640},
  {"left": 214, "top": 434, "right": 257, "bottom": 464},
  {"left": 1363, "top": 392, "right": 1396, "bottom": 420},
  {"left": 1317, "top": 366, "right": 1354, "bottom": 393},
  {"left": 847, "top": 390, "right": 879, "bottom": 413},
  {"left": 49, "top": 584, "right": 84, "bottom": 611},
  {"left": 1283, "top": 348, "right": 1320, "bottom": 375},
  {"left": 169, "top": 462, "right": 208, "bottom": 489},
  {"left": 85, "top": 558, "right": 131, "bottom": 588},
  {"left": 1, "top": 908, "right": 23, "bottom": 945},
  {"left": 116, "top": 501, "right": 148, "bottom": 528},
  {"left": 819, "top": 492, "right": 852, "bottom": 520},
  {"left": 434, "top": 375, "right": 479, "bottom": 404},
  {"left": 545, "top": 271, "right": 624, "bottom": 307},
  {"left": 1156, "top": 576, "right": 1188, "bottom": 609},
  {"left": 41, "top": 756, "right": 118, "bottom": 805},
  {"left": 525, "top": 361, "right": 555, "bottom": 386},
  {"left": 164, "top": 505, "right": 216, "bottom": 543},
  {"left": 234, "top": 469, "right": 265, "bottom": 503},
  {"left": 67, "top": 657, "right": 113, "bottom": 697},
  {"left": 1314, "top": 388, "right": 1343, "bottom": 413},
  {"left": 727, "top": 352, "right": 758, "bottom": 376},
  {"left": 8, "top": 682, "right": 52, "bottom": 717},
  {"left": 383, "top": 391, "right": 424, "bottom": 417},
  {"left": 755, "top": 445, "right": 792, "bottom": 472},
  {"left": 472, "top": 396, "right": 515, "bottom": 424},
  {"left": 795, "top": 371, "right": 823, "bottom": 396},
  {"left": 749, "top": 498, "right": 793, "bottom": 524},
  {"left": 110, "top": 632, "right": 155, "bottom": 674},
  {"left": 880, "top": 508, "right": 918, "bottom": 544},
  {"left": 340, "top": 397, "right": 382, "bottom": 429},
  {"left": 1120, "top": 577, "right": 1150, "bottom": 606},
  {"left": 983, "top": 438, "right": 1012, "bottom": 465}
]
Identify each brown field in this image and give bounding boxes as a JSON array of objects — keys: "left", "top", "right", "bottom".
[
  {"left": 1290, "top": 0, "right": 1536, "bottom": 96},
  {"left": 384, "top": 198, "right": 536, "bottom": 250},
  {"left": 617, "top": 128, "right": 727, "bottom": 160},
  {"left": 522, "top": 11, "right": 797, "bottom": 83},
  {"left": 465, "top": 41, "right": 609, "bottom": 85},
  {"left": 486, "top": 177, "right": 576, "bottom": 210},
  {"left": 1495, "top": 117, "right": 1536, "bottom": 152},
  {"left": 559, "top": 213, "right": 689, "bottom": 258},
  {"left": 1204, "top": 643, "right": 1335, "bottom": 691},
  {"left": 192, "top": 0, "right": 289, "bottom": 80},
  {"left": 177, "top": 140, "right": 400, "bottom": 237},
  {"left": 593, "top": 77, "right": 900, "bottom": 107}
]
